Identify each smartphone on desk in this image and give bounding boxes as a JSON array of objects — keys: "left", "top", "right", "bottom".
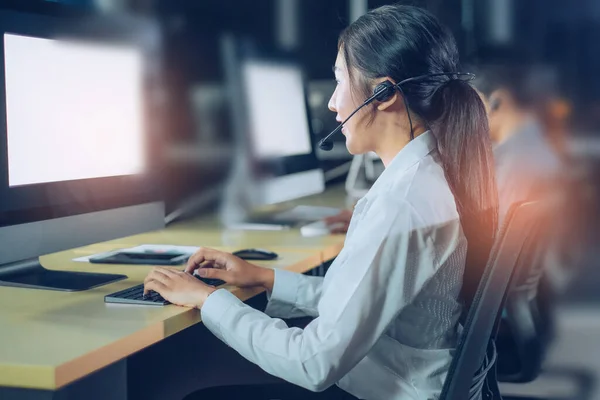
[{"left": 89, "top": 250, "right": 190, "bottom": 265}]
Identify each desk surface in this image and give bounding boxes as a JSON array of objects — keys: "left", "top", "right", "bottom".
[{"left": 0, "top": 187, "right": 347, "bottom": 390}]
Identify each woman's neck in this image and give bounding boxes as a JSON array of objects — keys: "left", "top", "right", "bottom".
[{"left": 375, "top": 120, "right": 427, "bottom": 167}]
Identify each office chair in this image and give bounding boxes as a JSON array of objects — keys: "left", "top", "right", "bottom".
[
  {"left": 496, "top": 216, "right": 554, "bottom": 383},
  {"left": 440, "top": 201, "right": 545, "bottom": 400},
  {"left": 496, "top": 195, "right": 595, "bottom": 400}
]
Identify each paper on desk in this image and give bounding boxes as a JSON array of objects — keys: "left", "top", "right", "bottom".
[{"left": 73, "top": 244, "right": 200, "bottom": 262}]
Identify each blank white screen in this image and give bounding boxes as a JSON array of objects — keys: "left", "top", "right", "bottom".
[
  {"left": 5, "top": 33, "right": 145, "bottom": 187},
  {"left": 242, "top": 61, "right": 312, "bottom": 158}
]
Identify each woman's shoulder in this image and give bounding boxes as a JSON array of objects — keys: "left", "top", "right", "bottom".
[{"left": 365, "top": 153, "right": 459, "bottom": 227}]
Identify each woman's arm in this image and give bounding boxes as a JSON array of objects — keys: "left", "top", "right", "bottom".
[
  {"left": 264, "top": 269, "right": 324, "bottom": 318},
  {"left": 201, "top": 196, "right": 456, "bottom": 391}
]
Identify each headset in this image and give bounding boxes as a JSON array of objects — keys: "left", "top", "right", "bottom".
[{"left": 318, "top": 72, "right": 475, "bottom": 151}]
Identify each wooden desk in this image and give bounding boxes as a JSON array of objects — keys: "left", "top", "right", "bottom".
[{"left": 0, "top": 187, "right": 347, "bottom": 399}]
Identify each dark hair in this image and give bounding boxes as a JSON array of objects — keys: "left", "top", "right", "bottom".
[{"left": 339, "top": 5, "right": 499, "bottom": 307}]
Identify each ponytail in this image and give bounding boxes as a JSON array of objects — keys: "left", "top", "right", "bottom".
[
  {"left": 337, "top": 3, "right": 499, "bottom": 308},
  {"left": 431, "top": 79, "right": 499, "bottom": 308}
]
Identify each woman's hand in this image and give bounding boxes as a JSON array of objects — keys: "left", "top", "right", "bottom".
[
  {"left": 185, "top": 247, "right": 275, "bottom": 291},
  {"left": 143, "top": 267, "right": 215, "bottom": 308}
]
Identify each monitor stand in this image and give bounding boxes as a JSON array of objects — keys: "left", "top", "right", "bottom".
[{"left": 0, "top": 258, "right": 127, "bottom": 291}]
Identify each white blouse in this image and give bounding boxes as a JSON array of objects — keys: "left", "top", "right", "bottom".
[{"left": 201, "top": 130, "right": 466, "bottom": 399}]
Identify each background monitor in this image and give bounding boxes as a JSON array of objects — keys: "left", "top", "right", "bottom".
[
  {"left": 242, "top": 60, "right": 313, "bottom": 159},
  {"left": 220, "top": 34, "right": 324, "bottom": 209},
  {"left": 0, "top": 5, "right": 164, "bottom": 291}
]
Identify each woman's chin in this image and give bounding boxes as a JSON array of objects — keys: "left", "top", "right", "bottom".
[{"left": 345, "top": 138, "right": 365, "bottom": 155}]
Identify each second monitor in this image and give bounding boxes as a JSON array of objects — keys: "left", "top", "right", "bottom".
[{"left": 220, "top": 36, "right": 338, "bottom": 225}]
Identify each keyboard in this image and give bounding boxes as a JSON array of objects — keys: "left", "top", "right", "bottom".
[
  {"left": 104, "top": 276, "right": 226, "bottom": 306},
  {"left": 247, "top": 205, "right": 342, "bottom": 227}
]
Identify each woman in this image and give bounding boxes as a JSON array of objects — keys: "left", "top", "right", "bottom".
[{"left": 144, "top": 5, "right": 498, "bottom": 400}]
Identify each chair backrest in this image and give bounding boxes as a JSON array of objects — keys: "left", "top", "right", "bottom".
[
  {"left": 498, "top": 197, "right": 560, "bottom": 383},
  {"left": 440, "top": 201, "right": 544, "bottom": 400}
]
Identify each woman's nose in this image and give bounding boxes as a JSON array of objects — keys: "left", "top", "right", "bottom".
[{"left": 328, "top": 90, "right": 337, "bottom": 113}]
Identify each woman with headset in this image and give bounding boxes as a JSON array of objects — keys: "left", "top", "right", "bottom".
[{"left": 144, "top": 5, "right": 498, "bottom": 400}]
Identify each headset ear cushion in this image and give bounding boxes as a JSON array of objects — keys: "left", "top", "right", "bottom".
[{"left": 373, "top": 80, "right": 395, "bottom": 102}]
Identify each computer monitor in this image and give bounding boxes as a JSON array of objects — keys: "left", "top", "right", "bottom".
[
  {"left": 221, "top": 35, "right": 325, "bottom": 209},
  {"left": 0, "top": 6, "right": 164, "bottom": 291}
]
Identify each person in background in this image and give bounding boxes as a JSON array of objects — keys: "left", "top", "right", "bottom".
[{"left": 470, "top": 63, "right": 563, "bottom": 223}]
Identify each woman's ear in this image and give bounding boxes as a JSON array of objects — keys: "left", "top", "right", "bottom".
[{"left": 377, "top": 92, "right": 400, "bottom": 111}]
